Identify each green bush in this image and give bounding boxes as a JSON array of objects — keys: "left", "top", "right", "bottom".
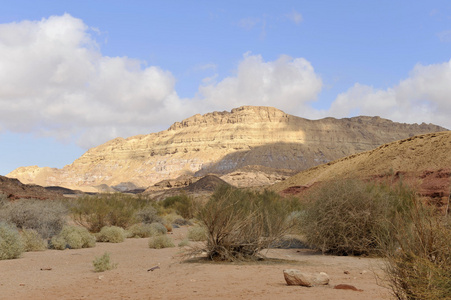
[
  {"left": 187, "top": 225, "right": 207, "bottom": 241},
  {"left": 51, "top": 225, "right": 96, "bottom": 250},
  {"left": 148, "top": 234, "right": 175, "bottom": 249},
  {"left": 96, "top": 226, "right": 126, "bottom": 243},
  {"left": 198, "top": 185, "right": 298, "bottom": 261},
  {"left": 383, "top": 200, "right": 451, "bottom": 300},
  {"left": 161, "top": 194, "right": 198, "bottom": 219},
  {"left": 0, "top": 199, "right": 67, "bottom": 239},
  {"left": 21, "top": 228, "right": 47, "bottom": 251},
  {"left": 127, "top": 222, "right": 167, "bottom": 238},
  {"left": 93, "top": 252, "right": 117, "bottom": 272},
  {"left": 71, "top": 193, "right": 150, "bottom": 232},
  {"left": 0, "top": 222, "right": 24, "bottom": 260},
  {"left": 300, "top": 179, "right": 414, "bottom": 256}
]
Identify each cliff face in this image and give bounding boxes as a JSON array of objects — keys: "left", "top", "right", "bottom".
[{"left": 7, "top": 106, "right": 447, "bottom": 191}]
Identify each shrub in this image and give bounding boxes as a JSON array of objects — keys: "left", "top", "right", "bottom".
[
  {"left": 21, "top": 228, "right": 47, "bottom": 251},
  {"left": 127, "top": 222, "right": 167, "bottom": 238},
  {"left": 148, "top": 234, "right": 175, "bottom": 249},
  {"left": 187, "top": 225, "right": 207, "bottom": 241},
  {"left": 93, "top": 252, "right": 117, "bottom": 272},
  {"left": 0, "top": 199, "right": 67, "bottom": 239},
  {"left": 383, "top": 200, "right": 451, "bottom": 300},
  {"left": 178, "top": 239, "right": 190, "bottom": 247},
  {"left": 162, "top": 212, "right": 184, "bottom": 225},
  {"left": 161, "top": 194, "right": 198, "bottom": 219},
  {"left": 300, "top": 179, "right": 413, "bottom": 256},
  {"left": 135, "top": 205, "right": 162, "bottom": 224},
  {"left": 71, "top": 193, "right": 150, "bottom": 232},
  {"left": 96, "top": 226, "right": 126, "bottom": 243},
  {"left": 51, "top": 225, "right": 96, "bottom": 250},
  {"left": 127, "top": 223, "right": 155, "bottom": 238},
  {"left": 149, "top": 222, "right": 167, "bottom": 235},
  {"left": 198, "top": 185, "right": 297, "bottom": 261},
  {"left": 0, "top": 222, "right": 24, "bottom": 260}
]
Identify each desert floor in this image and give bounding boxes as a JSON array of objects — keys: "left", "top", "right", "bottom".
[{"left": 0, "top": 227, "right": 392, "bottom": 300}]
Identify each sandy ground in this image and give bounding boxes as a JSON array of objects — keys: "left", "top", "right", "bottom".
[{"left": 0, "top": 227, "right": 392, "bottom": 300}]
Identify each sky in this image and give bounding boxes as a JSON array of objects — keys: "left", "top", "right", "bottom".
[{"left": 0, "top": 1, "right": 451, "bottom": 175}]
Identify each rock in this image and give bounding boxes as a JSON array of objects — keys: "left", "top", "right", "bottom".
[{"left": 283, "top": 269, "right": 330, "bottom": 287}]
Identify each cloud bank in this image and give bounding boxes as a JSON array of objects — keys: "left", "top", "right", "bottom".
[
  {"left": 329, "top": 60, "right": 451, "bottom": 129},
  {"left": 0, "top": 14, "right": 450, "bottom": 150}
]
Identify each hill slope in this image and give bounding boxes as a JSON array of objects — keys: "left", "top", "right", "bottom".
[
  {"left": 7, "top": 106, "right": 447, "bottom": 191},
  {"left": 272, "top": 131, "right": 451, "bottom": 208}
]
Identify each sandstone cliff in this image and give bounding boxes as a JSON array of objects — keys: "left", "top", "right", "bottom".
[{"left": 7, "top": 106, "right": 447, "bottom": 191}]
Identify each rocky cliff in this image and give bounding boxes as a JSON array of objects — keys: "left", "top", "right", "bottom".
[{"left": 7, "top": 106, "right": 447, "bottom": 191}]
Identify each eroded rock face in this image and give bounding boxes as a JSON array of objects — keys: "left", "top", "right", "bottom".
[{"left": 7, "top": 106, "right": 447, "bottom": 191}]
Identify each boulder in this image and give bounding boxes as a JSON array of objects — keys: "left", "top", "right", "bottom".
[{"left": 283, "top": 269, "right": 329, "bottom": 287}]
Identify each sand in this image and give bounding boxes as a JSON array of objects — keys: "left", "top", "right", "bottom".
[{"left": 0, "top": 227, "right": 391, "bottom": 300}]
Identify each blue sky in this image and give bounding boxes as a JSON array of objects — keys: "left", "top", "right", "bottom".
[{"left": 1, "top": 1, "right": 451, "bottom": 175}]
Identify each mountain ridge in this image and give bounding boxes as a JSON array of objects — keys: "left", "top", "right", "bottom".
[{"left": 7, "top": 106, "right": 447, "bottom": 191}]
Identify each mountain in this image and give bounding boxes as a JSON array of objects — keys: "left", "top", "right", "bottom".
[
  {"left": 7, "top": 106, "right": 447, "bottom": 192},
  {"left": 272, "top": 131, "right": 451, "bottom": 210}
]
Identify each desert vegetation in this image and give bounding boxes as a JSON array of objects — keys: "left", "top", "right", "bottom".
[
  {"left": 196, "top": 185, "right": 300, "bottom": 261},
  {"left": 1, "top": 177, "right": 449, "bottom": 299},
  {"left": 92, "top": 252, "right": 117, "bottom": 272},
  {"left": 298, "top": 178, "right": 450, "bottom": 300}
]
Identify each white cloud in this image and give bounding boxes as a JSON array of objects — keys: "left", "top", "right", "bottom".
[
  {"left": 0, "top": 14, "right": 323, "bottom": 149},
  {"left": 0, "top": 14, "right": 190, "bottom": 148},
  {"left": 197, "top": 53, "right": 322, "bottom": 114},
  {"left": 328, "top": 60, "right": 451, "bottom": 129},
  {"left": 286, "top": 10, "right": 303, "bottom": 25}
]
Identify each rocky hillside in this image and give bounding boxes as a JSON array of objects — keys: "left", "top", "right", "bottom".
[
  {"left": 273, "top": 131, "right": 451, "bottom": 210},
  {"left": 0, "top": 175, "right": 65, "bottom": 200},
  {"left": 7, "top": 106, "right": 447, "bottom": 192}
]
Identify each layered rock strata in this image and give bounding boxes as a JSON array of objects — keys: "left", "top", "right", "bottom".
[{"left": 8, "top": 106, "right": 447, "bottom": 191}]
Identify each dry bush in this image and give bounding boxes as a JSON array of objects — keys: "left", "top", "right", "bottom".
[
  {"left": 71, "top": 193, "right": 150, "bottom": 232},
  {"left": 198, "top": 186, "right": 298, "bottom": 261},
  {"left": 383, "top": 200, "right": 451, "bottom": 300},
  {"left": 21, "top": 228, "right": 47, "bottom": 251},
  {"left": 93, "top": 252, "right": 117, "bottom": 272},
  {"left": 300, "top": 179, "right": 413, "bottom": 256},
  {"left": 51, "top": 225, "right": 96, "bottom": 250},
  {"left": 0, "top": 199, "right": 67, "bottom": 239},
  {"left": 148, "top": 234, "right": 175, "bottom": 249},
  {"left": 187, "top": 225, "right": 207, "bottom": 241},
  {"left": 96, "top": 226, "right": 126, "bottom": 243},
  {"left": 0, "top": 222, "right": 24, "bottom": 260}
]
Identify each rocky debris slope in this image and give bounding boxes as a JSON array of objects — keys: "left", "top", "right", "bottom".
[{"left": 7, "top": 106, "right": 447, "bottom": 192}]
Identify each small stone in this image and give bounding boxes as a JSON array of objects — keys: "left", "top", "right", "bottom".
[{"left": 344, "top": 270, "right": 350, "bottom": 274}]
